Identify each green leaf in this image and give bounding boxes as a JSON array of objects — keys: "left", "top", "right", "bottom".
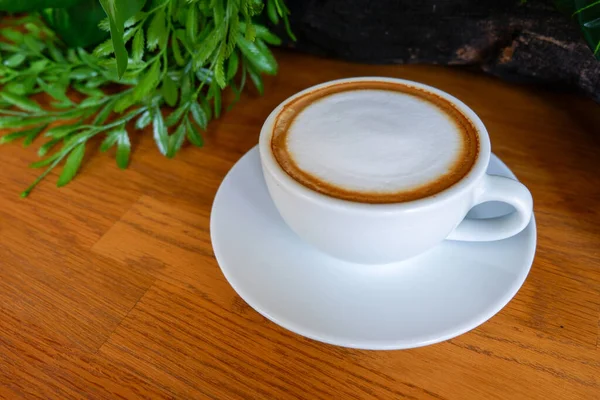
[
  {"left": 116, "top": 127, "right": 131, "bottom": 168},
  {"left": 585, "top": 16, "right": 600, "bottom": 28},
  {"left": 0, "top": 92, "right": 42, "bottom": 112},
  {"left": 185, "top": 118, "right": 204, "bottom": 147},
  {"left": 133, "top": 61, "right": 160, "bottom": 101},
  {"left": 165, "top": 105, "right": 187, "bottom": 126},
  {"left": 57, "top": 142, "right": 86, "bottom": 187},
  {"left": 99, "top": 17, "right": 111, "bottom": 32},
  {"left": 132, "top": 28, "right": 145, "bottom": 62},
  {"left": 247, "top": 0, "right": 264, "bottom": 15},
  {"left": 30, "top": 144, "right": 70, "bottom": 168},
  {"left": 267, "top": 0, "right": 279, "bottom": 24},
  {"left": 247, "top": 63, "right": 264, "bottom": 95},
  {"left": 98, "top": 60, "right": 119, "bottom": 79},
  {"left": 61, "top": 108, "right": 92, "bottom": 120},
  {"left": 0, "top": 116, "right": 51, "bottom": 129},
  {"left": 123, "top": 27, "right": 138, "bottom": 43},
  {"left": 196, "top": 68, "right": 214, "bottom": 84},
  {"left": 126, "top": 60, "right": 147, "bottom": 71},
  {"left": 64, "top": 131, "right": 91, "bottom": 145},
  {"left": 213, "top": 0, "right": 225, "bottom": 23},
  {"left": 167, "top": 123, "right": 186, "bottom": 158},
  {"left": 98, "top": 0, "right": 147, "bottom": 78},
  {"left": 94, "top": 28, "right": 136, "bottom": 57},
  {"left": 5, "top": 78, "right": 36, "bottom": 96},
  {"left": 255, "top": 38, "right": 279, "bottom": 74},
  {"left": 4, "top": 54, "right": 26, "bottom": 68},
  {"left": 211, "top": 81, "right": 222, "bottom": 118},
  {"left": 75, "top": 83, "right": 104, "bottom": 96},
  {"left": 23, "top": 36, "right": 45, "bottom": 53},
  {"left": 44, "top": 122, "right": 82, "bottom": 139},
  {"left": 237, "top": 35, "right": 278, "bottom": 75},
  {"left": 100, "top": 129, "right": 119, "bottom": 152},
  {"left": 0, "top": 29, "right": 24, "bottom": 43},
  {"left": 29, "top": 60, "right": 49, "bottom": 73},
  {"left": 48, "top": 43, "right": 66, "bottom": 63},
  {"left": 135, "top": 109, "right": 153, "bottom": 129},
  {"left": 186, "top": 5, "right": 198, "bottom": 43},
  {"left": 244, "top": 16, "right": 256, "bottom": 41},
  {"left": 114, "top": 92, "right": 136, "bottom": 113},
  {"left": 226, "top": 13, "right": 240, "bottom": 57},
  {"left": 214, "top": 44, "right": 227, "bottom": 88},
  {"left": 23, "top": 124, "right": 48, "bottom": 147},
  {"left": 37, "top": 79, "right": 71, "bottom": 104},
  {"left": 274, "top": 0, "right": 284, "bottom": 14},
  {"left": 0, "top": 131, "right": 29, "bottom": 145},
  {"left": 571, "top": 0, "right": 600, "bottom": 59},
  {"left": 199, "top": 95, "right": 212, "bottom": 121},
  {"left": 594, "top": 40, "right": 600, "bottom": 55},
  {"left": 174, "top": 2, "right": 186, "bottom": 24},
  {"left": 246, "top": 23, "right": 282, "bottom": 45},
  {"left": 147, "top": 10, "right": 166, "bottom": 51},
  {"left": 573, "top": 1, "right": 600, "bottom": 16},
  {"left": 280, "top": 2, "right": 296, "bottom": 41},
  {"left": 84, "top": 77, "right": 108, "bottom": 90},
  {"left": 153, "top": 107, "right": 168, "bottom": 155},
  {"left": 79, "top": 97, "right": 106, "bottom": 108},
  {"left": 77, "top": 48, "right": 100, "bottom": 68},
  {"left": 190, "top": 102, "right": 208, "bottom": 129},
  {"left": 194, "top": 26, "right": 222, "bottom": 67},
  {"left": 25, "top": 23, "right": 41, "bottom": 35},
  {"left": 124, "top": 12, "right": 145, "bottom": 28},
  {"left": 94, "top": 97, "right": 118, "bottom": 125},
  {"left": 67, "top": 48, "right": 79, "bottom": 64},
  {"left": 175, "top": 29, "right": 193, "bottom": 55},
  {"left": 171, "top": 36, "right": 185, "bottom": 66},
  {"left": 94, "top": 38, "right": 115, "bottom": 57},
  {"left": 147, "top": 0, "right": 169, "bottom": 9},
  {"left": 226, "top": 51, "right": 239, "bottom": 80},
  {"left": 180, "top": 73, "right": 192, "bottom": 102},
  {"left": 199, "top": 0, "right": 210, "bottom": 13},
  {"left": 162, "top": 75, "right": 178, "bottom": 107},
  {"left": 0, "top": 42, "right": 19, "bottom": 53},
  {"left": 0, "top": 125, "right": 45, "bottom": 145},
  {"left": 38, "top": 138, "right": 62, "bottom": 156},
  {"left": 70, "top": 67, "right": 98, "bottom": 81}
]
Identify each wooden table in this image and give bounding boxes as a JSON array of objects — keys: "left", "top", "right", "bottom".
[{"left": 1, "top": 51, "right": 599, "bottom": 400}]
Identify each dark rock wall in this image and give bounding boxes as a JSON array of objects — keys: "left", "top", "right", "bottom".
[{"left": 281, "top": 0, "right": 600, "bottom": 101}]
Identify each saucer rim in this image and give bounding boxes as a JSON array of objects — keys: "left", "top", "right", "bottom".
[{"left": 210, "top": 147, "right": 537, "bottom": 350}]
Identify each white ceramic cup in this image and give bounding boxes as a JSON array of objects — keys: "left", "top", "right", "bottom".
[{"left": 259, "top": 77, "right": 533, "bottom": 264}]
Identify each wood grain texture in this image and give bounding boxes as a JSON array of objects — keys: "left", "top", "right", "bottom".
[{"left": 0, "top": 51, "right": 599, "bottom": 399}]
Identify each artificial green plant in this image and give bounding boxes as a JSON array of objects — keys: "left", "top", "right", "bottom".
[{"left": 0, "top": 0, "right": 293, "bottom": 196}]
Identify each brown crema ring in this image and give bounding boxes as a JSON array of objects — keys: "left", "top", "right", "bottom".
[{"left": 271, "top": 81, "right": 480, "bottom": 204}]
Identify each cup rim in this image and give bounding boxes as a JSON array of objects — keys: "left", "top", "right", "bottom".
[{"left": 259, "top": 76, "right": 491, "bottom": 212}]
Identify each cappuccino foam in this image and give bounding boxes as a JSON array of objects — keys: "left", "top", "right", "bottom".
[{"left": 271, "top": 81, "right": 479, "bottom": 203}]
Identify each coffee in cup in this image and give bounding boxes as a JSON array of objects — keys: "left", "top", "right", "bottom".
[
  {"left": 271, "top": 80, "right": 480, "bottom": 204},
  {"left": 259, "top": 77, "right": 533, "bottom": 264}
]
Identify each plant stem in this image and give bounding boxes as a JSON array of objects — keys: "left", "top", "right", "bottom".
[{"left": 20, "top": 131, "right": 94, "bottom": 197}]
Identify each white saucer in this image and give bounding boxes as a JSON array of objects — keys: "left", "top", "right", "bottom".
[{"left": 210, "top": 147, "right": 536, "bottom": 350}]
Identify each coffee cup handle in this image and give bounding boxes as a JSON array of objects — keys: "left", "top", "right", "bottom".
[{"left": 447, "top": 175, "right": 533, "bottom": 242}]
